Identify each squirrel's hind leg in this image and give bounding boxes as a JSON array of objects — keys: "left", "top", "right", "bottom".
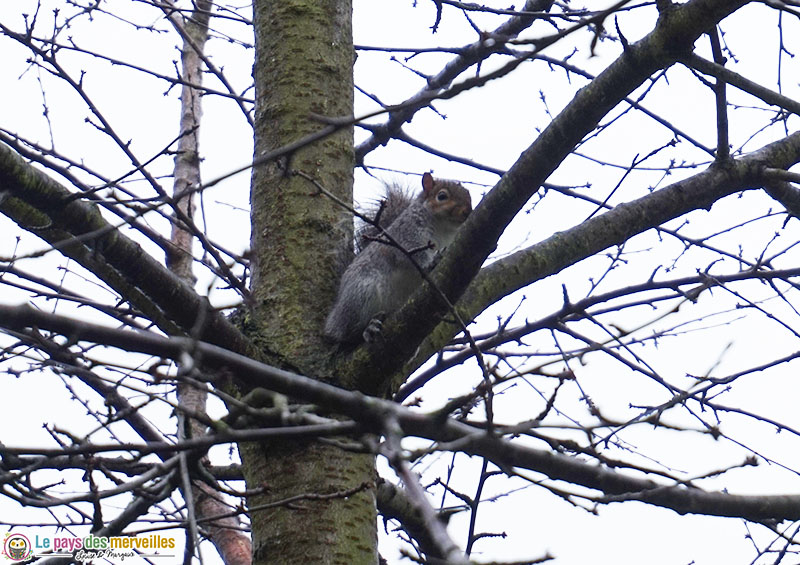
[{"left": 362, "top": 313, "right": 385, "bottom": 343}]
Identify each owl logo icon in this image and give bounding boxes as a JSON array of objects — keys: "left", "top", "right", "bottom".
[{"left": 2, "top": 533, "right": 32, "bottom": 562}]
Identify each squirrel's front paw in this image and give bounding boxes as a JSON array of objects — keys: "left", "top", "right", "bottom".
[{"left": 363, "top": 315, "right": 385, "bottom": 343}]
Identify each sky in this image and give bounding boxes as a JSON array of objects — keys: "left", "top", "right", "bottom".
[{"left": 1, "top": 0, "right": 800, "bottom": 564}]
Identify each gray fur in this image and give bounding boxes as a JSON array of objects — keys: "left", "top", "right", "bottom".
[{"left": 324, "top": 175, "right": 471, "bottom": 344}]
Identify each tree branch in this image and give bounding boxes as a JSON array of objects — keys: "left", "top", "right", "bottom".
[
  {"left": 342, "top": 0, "right": 753, "bottom": 394},
  {"left": 0, "top": 141, "right": 257, "bottom": 359},
  {"left": 2, "top": 303, "right": 800, "bottom": 523},
  {"left": 354, "top": 0, "right": 554, "bottom": 163},
  {"left": 681, "top": 52, "right": 800, "bottom": 117}
]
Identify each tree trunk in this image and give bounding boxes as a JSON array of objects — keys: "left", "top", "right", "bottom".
[{"left": 241, "top": 1, "right": 377, "bottom": 563}]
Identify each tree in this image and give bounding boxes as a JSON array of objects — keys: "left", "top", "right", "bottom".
[{"left": 1, "top": 0, "right": 800, "bottom": 563}]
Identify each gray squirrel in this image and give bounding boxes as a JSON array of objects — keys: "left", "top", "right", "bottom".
[{"left": 324, "top": 172, "right": 472, "bottom": 344}]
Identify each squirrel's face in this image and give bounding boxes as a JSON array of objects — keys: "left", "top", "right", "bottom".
[
  {"left": 430, "top": 183, "right": 472, "bottom": 224},
  {"left": 448, "top": 194, "right": 472, "bottom": 223}
]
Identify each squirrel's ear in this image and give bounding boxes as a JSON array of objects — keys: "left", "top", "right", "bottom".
[{"left": 422, "top": 172, "right": 435, "bottom": 194}]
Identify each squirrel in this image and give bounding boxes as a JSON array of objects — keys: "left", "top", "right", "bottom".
[{"left": 324, "top": 172, "right": 472, "bottom": 344}]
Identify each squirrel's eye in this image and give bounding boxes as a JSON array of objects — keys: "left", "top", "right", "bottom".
[{"left": 436, "top": 190, "right": 449, "bottom": 201}]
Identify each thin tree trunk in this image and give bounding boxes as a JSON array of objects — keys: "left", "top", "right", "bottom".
[{"left": 169, "top": 2, "right": 253, "bottom": 563}]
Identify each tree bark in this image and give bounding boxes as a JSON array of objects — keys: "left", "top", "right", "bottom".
[{"left": 242, "top": 1, "right": 377, "bottom": 564}]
